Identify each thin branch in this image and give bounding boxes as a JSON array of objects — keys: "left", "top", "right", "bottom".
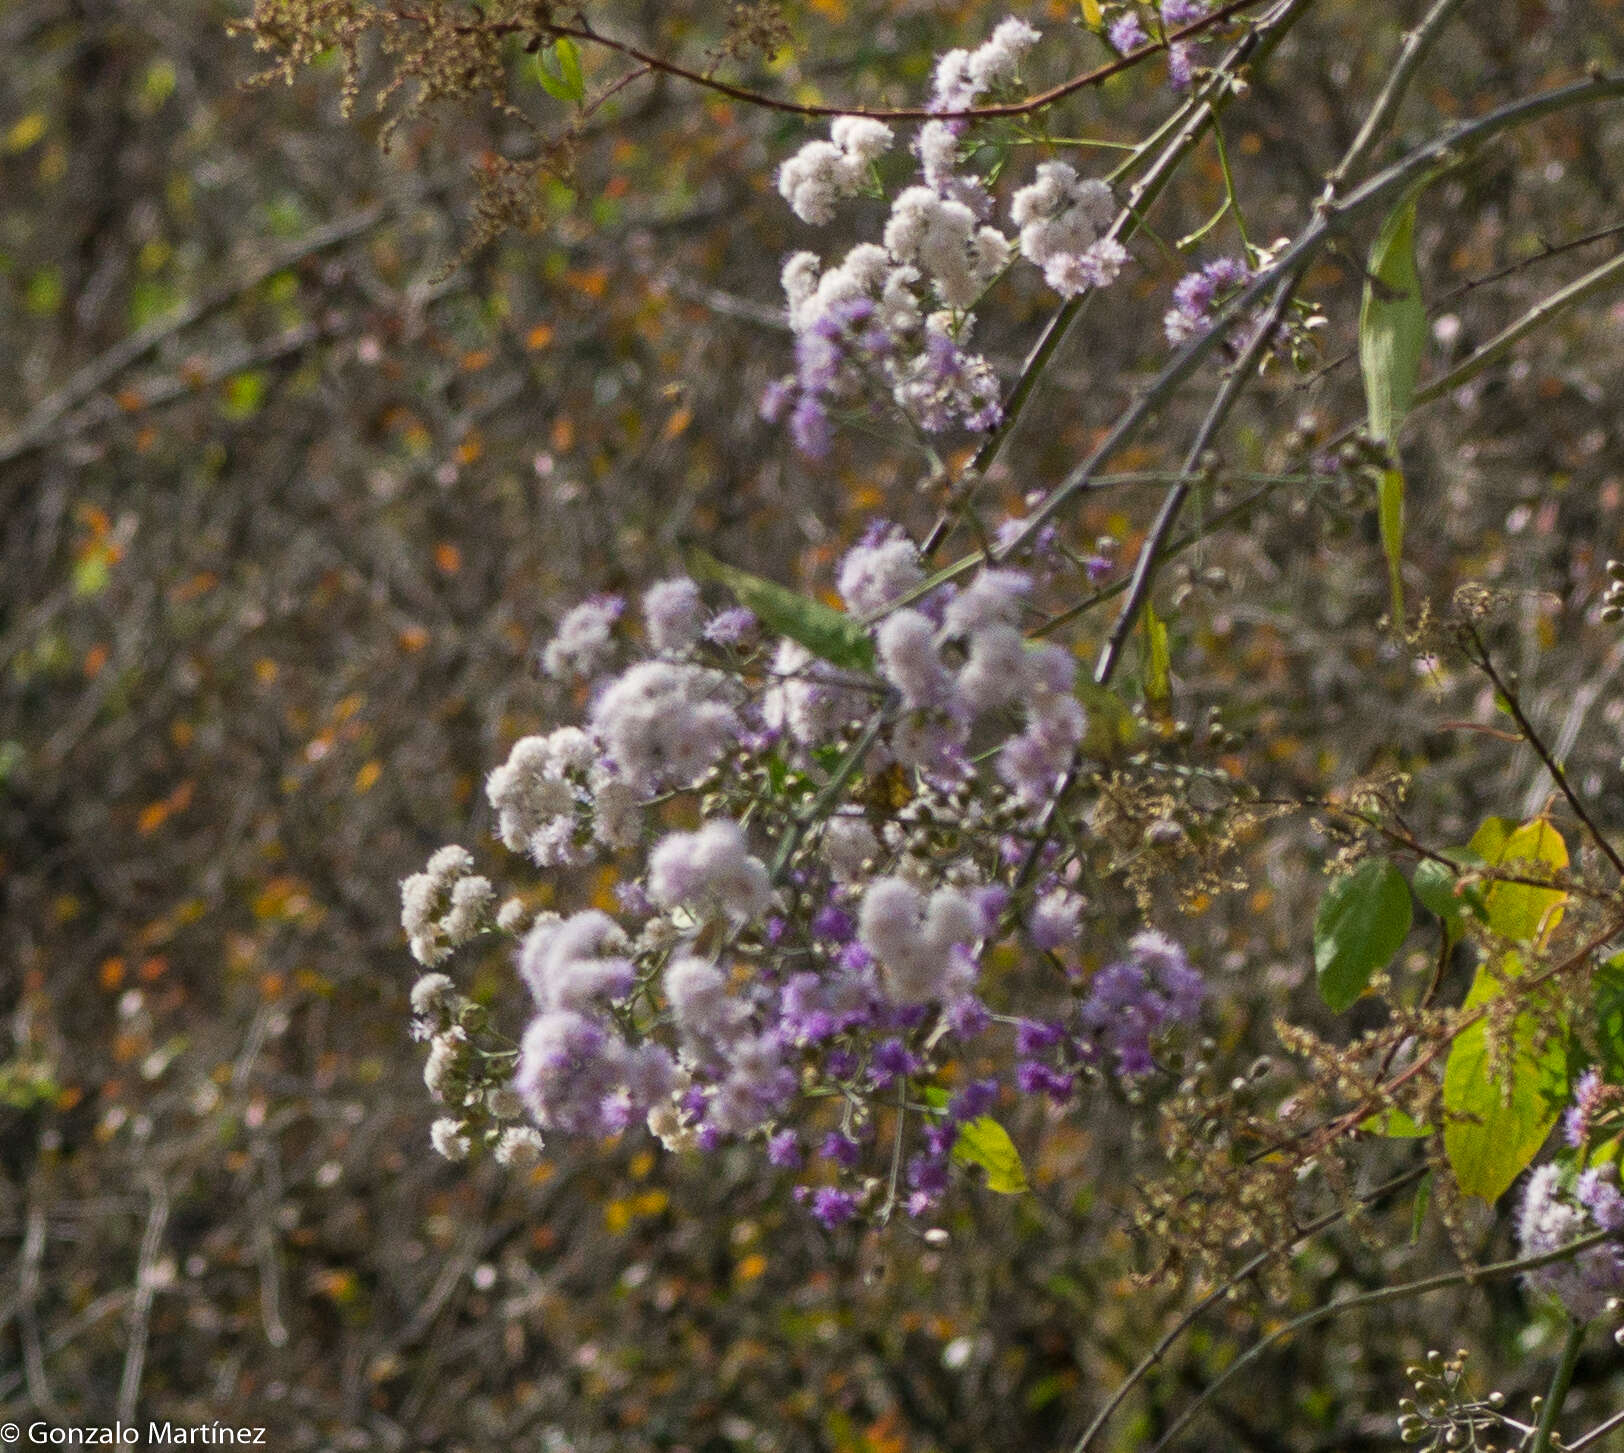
[
  {"left": 1322, "top": 0, "right": 1475, "bottom": 196},
  {"left": 1462, "top": 622, "right": 1624, "bottom": 877},
  {"left": 920, "top": 0, "right": 1316, "bottom": 556},
  {"left": 1529, "top": 1320, "right": 1586, "bottom": 1453},
  {"left": 1146, "top": 1230, "right": 1614, "bottom": 1453},
  {"left": 1070, "top": 1164, "right": 1429, "bottom": 1451},
  {"left": 0, "top": 204, "right": 389, "bottom": 467},
  {"left": 1094, "top": 265, "right": 1303, "bottom": 684},
  {"left": 995, "top": 67, "right": 1624, "bottom": 564},
  {"left": 115, "top": 1172, "right": 171, "bottom": 1425},
  {"left": 1568, "top": 1403, "right": 1624, "bottom": 1451}
]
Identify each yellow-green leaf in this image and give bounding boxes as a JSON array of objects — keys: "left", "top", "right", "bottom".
[
  {"left": 1442, "top": 949, "right": 1569, "bottom": 1203},
  {"left": 1075, "top": 680, "right": 1143, "bottom": 761},
  {"left": 1142, "top": 601, "right": 1171, "bottom": 716},
  {"left": 1476, "top": 818, "right": 1568, "bottom": 944},
  {"left": 952, "top": 1116, "right": 1029, "bottom": 1194}
]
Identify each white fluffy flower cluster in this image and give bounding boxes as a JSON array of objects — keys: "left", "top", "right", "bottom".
[
  {"left": 1009, "top": 161, "right": 1127, "bottom": 297},
  {"left": 642, "top": 577, "right": 706, "bottom": 654},
  {"left": 857, "top": 561, "right": 1086, "bottom": 789},
  {"left": 518, "top": 910, "right": 636, "bottom": 1013},
  {"left": 931, "top": 17, "right": 1041, "bottom": 111},
  {"left": 591, "top": 661, "right": 741, "bottom": 794},
  {"left": 836, "top": 527, "right": 925, "bottom": 616},
  {"left": 541, "top": 596, "right": 622, "bottom": 680},
  {"left": 401, "top": 845, "right": 494, "bottom": 966},
  {"left": 781, "top": 244, "right": 922, "bottom": 337},
  {"left": 858, "top": 877, "right": 981, "bottom": 1003},
  {"left": 486, "top": 727, "right": 597, "bottom": 867},
  {"left": 884, "top": 186, "right": 1011, "bottom": 310},
  {"left": 776, "top": 115, "right": 895, "bottom": 225},
  {"left": 664, "top": 955, "right": 748, "bottom": 1048},
  {"left": 763, "top": 639, "right": 871, "bottom": 747},
  {"left": 648, "top": 820, "right": 772, "bottom": 922}
]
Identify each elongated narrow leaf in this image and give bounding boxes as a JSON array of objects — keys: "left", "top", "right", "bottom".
[
  {"left": 1359, "top": 192, "right": 1428, "bottom": 623},
  {"left": 1378, "top": 466, "right": 1405, "bottom": 622},
  {"left": 1314, "top": 857, "right": 1412, "bottom": 1012},
  {"left": 1079, "top": 0, "right": 1104, "bottom": 27},
  {"left": 1360, "top": 194, "right": 1426, "bottom": 447},
  {"left": 1442, "top": 949, "right": 1569, "bottom": 1202},
  {"left": 952, "top": 1115, "right": 1029, "bottom": 1194},
  {"left": 686, "top": 547, "right": 876, "bottom": 672},
  {"left": 1142, "top": 601, "right": 1171, "bottom": 718}
]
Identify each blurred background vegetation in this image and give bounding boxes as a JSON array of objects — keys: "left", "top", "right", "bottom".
[{"left": 4, "top": 0, "right": 1624, "bottom": 1447}]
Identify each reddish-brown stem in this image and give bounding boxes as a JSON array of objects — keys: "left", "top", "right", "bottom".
[{"left": 402, "top": 0, "right": 1269, "bottom": 122}]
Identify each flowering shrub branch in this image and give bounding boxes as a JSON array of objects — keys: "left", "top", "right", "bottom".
[{"left": 251, "top": 0, "right": 1624, "bottom": 1442}]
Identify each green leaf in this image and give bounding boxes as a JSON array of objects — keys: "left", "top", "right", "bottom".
[
  {"left": 1442, "top": 949, "right": 1570, "bottom": 1202},
  {"left": 1142, "top": 601, "right": 1171, "bottom": 717},
  {"left": 1377, "top": 466, "right": 1405, "bottom": 623},
  {"left": 1592, "top": 953, "right": 1624, "bottom": 1083},
  {"left": 1362, "top": 1104, "right": 1432, "bottom": 1138},
  {"left": 1359, "top": 192, "right": 1427, "bottom": 449},
  {"left": 685, "top": 547, "right": 875, "bottom": 672},
  {"left": 1409, "top": 1170, "right": 1433, "bottom": 1244},
  {"left": 220, "top": 370, "right": 267, "bottom": 421},
  {"left": 1079, "top": 0, "right": 1104, "bottom": 28},
  {"left": 534, "top": 44, "right": 584, "bottom": 103},
  {"left": 1476, "top": 818, "right": 1568, "bottom": 944},
  {"left": 1411, "top": 857, "right": 1487, "bottom": 945},
  {"left": 1074, "top": 680, "right": 1143, "bottom": 761},
  {"left": 72, "top": 553, "right": 110, "bottom": 598},
  {"left": 555, "top": 37, "right": 585, "bottom": 101},
  {"left": 951, "top": 1115, "right": 1029, "bottom": 1194},
  {"left": 1359, "top": 190, "right": 1428, "bottom": 623},
  {"left": 1314, "top": 857, "right": 1412, "bottom": 1012}
]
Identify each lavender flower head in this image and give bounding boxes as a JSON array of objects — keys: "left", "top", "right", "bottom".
[{"left": 1518, "top": 1162, "right": 1624, "bottom": 1321}]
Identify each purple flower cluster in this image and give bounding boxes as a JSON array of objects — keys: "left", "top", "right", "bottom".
[
  {"left": 410, "top": 510, "right": 1200, "bottom": 1223},
  {"left": 1163, "top": 255, "right": 1253, "bottom": 347},
  {"left": 1078, "top": 931, "right": 1205, "bottom": 1075},
  {"left": 1518, "top": 1161, "right": 1624, "bottom": 1321}
]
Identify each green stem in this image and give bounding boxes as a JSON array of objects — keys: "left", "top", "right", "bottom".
[{"left": 1530, "top": 1320, "right": 1586, "bottom": 1453}]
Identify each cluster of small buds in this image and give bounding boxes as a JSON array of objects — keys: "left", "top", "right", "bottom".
[
  {"left": 401, "top": 846, "right": 494, "bottom": 966},
  {"left": 412, "top": 968, "right": 547, "bottom": 1165},
  {"left": 763, "top": 17, "right": 1135, "bottom": 457},
  {"left": 1562, "top": 1066, "right": 1617, "bottom": 1146},
  {"left": 1598, "top": 558, "right": 1624, "bottom": 622},
  {"left": 1396, "top": 1350, "right": 1511, "bottom": 1450},
  {"left": 401, "top": 513, "right": 1205, "bottom": 1223},
  {"left": 1103, "top": 2, "right": 1215, "bottom": 90}
]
